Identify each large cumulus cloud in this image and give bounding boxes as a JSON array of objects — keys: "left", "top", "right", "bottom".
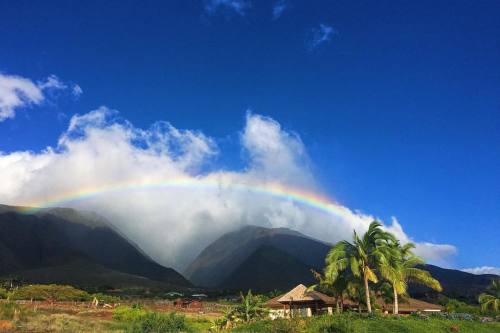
[{"left": 0, "top": 107, "right": 456, "bottom": 269}]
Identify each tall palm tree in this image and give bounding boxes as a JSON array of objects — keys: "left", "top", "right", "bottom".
[
  {"left": 479, "top": 279, "right": 500, "bottom": 313},
  {"left": 325, "top": 221, "right": 394, "bottom": 313},
  {"left": 378, "top": 241, "right": 442, "bottom": 314}
]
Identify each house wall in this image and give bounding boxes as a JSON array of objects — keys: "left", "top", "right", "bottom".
[{"left": 269, "top": 307, "right": 312, "bottom": 319}]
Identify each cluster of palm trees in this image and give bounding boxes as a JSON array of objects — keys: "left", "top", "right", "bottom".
[{"left": 311, "top": 221, "right": 442, "bottom": 314}]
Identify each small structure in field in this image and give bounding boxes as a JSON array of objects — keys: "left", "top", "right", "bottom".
[
  {"left": 266, "top": 284, "right": 335, "bottom": 319},
  {"left": 174, "top": 298, "right": 203, "bottom": 310}
]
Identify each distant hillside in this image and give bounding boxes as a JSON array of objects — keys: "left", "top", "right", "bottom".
[
  {"left": 186, "top": 225, "right": 498, "bottom": 301},
  {"left": 221, "top": 246, "right": 317, "bottom": 292},
  {"left": 0, "top": 204, "right": 191, "bottom": 289},
  {"left": 185, "top": 225, "right": 331, "bottom": 288},
  {"left": 410, "top": 264, "right": 499, "bottom": 302}
]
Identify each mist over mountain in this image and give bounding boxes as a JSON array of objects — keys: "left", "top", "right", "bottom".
[
  {"left": 0, "top": 110, "right": 457, "bottom": 271},
  {"left": 0, "top": 204, "right": 190, "bottom": 289}
]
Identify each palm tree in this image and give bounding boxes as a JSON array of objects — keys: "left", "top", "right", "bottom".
[
  {"left": 310, "top": 269, "right": 349, "bottom": 313},
  {"left": 378, "top": 241, "right": 442, "bottom": 314},
  {"left": 479, "top": 279, "right": 500, "bottom": 313},
  {"left": 325, "top": 221, "right": 394, "bottom": 313},
  {"left": 232, "top": 290, "right": 268, "bottom": 322}
]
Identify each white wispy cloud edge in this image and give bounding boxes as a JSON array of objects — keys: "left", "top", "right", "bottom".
[
  {"left": 204, "top": 0, "right": 251, "bottom": 16},
  {"left": 0, "top": 106, "right": 457, "bottom": 270},
  {"left": 0, "top": 73, "right": 81, "bottom": 122},
  {"left": 462, "top": 267, "right": 500, "bottom": 275},
  {"left": 272, "top": 0, "right": 287, "bottom": 20},
  {"left": 72, "top": 84, "right": 83, "bottom": 98},
  {"left": 308, "top": 23, "right": 337, "bottom": 50}
]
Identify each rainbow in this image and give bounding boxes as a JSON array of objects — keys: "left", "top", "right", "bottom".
[{"left": 20, "top": 177, "right": 352, "bottom": 219}]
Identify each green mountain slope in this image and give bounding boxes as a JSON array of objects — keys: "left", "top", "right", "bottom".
[
  {"left": 0, "top": 204, "right": 191, "bottom": 288},
  {"left": 185, "top": 225, "right": 330, "bottom": 288},
  {"left": 221, "top": 246, "right": 317, "bottom": 292}
]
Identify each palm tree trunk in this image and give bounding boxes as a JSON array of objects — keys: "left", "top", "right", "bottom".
[
  {"left": 364, "top": 273, "right": 372, "bottom": 313},
  {"left": 393, "top": 284, "right": 399, "bottom": 315}
]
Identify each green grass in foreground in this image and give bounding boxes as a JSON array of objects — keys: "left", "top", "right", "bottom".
[{"left": 231, "top": 314, "right": 500, "bottom": 333}]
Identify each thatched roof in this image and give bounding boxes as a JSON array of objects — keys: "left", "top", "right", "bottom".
[
  {"left": 375, "top": 298, "right": 443, "bottom": 312},
  {"left": 275, "top": 284, "right": 335, "bottom": 304},
  {"left": 265, "top": 295, "right": 284, "bottom": 309}
]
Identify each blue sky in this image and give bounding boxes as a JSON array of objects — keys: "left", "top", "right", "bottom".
[{"left": 0, "top": 0, "right": 499, "bottom": 272}]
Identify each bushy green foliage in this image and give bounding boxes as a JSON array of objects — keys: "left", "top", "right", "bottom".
[
  {"left": 91, "top": 292, "right": 120, "bottom": 304},
  {"left": 445, "top": 299, "right": 481, "bottom": 315},
  {"left": 269, "top": 318, "right": 303, "bottom": 333},
  {"left": 127, "top": 312, "right": 188, "bottom": 333},
  {"left": 0, "top": 287, "right": 8, "bottom": 299},
  {"left": 112, "top": 305, "right": 147, "bottom": 323},
  {"left": 113, "top": 305, "right": 188, "bottom": 333},
  {"left": 227, "top": 290, "right": 269, "bottom": 323},
  {"left": 0, "top": 301, "right": 22, "bottom": 320},
  {"left": 9, "top": 284, "right": 90, "bottom": 301},
  {"left": 308, "top": 315, "right": 355, "bottom": 333}
]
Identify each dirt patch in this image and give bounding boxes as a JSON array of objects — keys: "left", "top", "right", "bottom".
[{"left": 0, "top": 320, "right": 14, "bottom": 332}]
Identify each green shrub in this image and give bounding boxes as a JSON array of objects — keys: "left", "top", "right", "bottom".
[
  {"left": 91, "top": 292, "right": 120, "bottom": 304},
  {"left": 269, "top": 318, "right": 302, "bottom": 333},
  {"left": 9, "top": 284, "right": 90, "bottom": 302},
  {"left": 445, "top": 299, "right": 481, "bottom": 315},
  {"left": 127, "top": 312, "right": 188, "bottom": 333},
  {"left": 0, "top": 301, "right": 33, "bottom": 321},
  {"left": 311, "top": 315, "right": 355, "bottom": 333},
  {"left": 0, "top": 287, "right": 7, "bottom": 299},
  {"left": 113, "top": 305, "right": 147, "bottom": 323}
]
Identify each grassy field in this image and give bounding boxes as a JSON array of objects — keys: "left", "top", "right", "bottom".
[{"left": 1, "top": 300, "right": 499, "bottom": 332}]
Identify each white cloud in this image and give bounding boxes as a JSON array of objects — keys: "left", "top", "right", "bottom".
[
  {"left": 38, "top": 75, "right": 67, "bottom": 90},
  {"left": 0, "top": 109, "right": 457, "bottom": 270},
  {"left": 272, "top": 0, "right": 287, "bottom": 20},
  {"left": 0, "top": 72, "right": 80, "bottom": 122},
  {"left": 385, "top": 217, "right": 457, "bottom": 267},
  {"left": 462, "top": 267, "right": 500, "bottom": 276},
  {"left": 0, "top": 73, "right": 44, "bottom": 121},
  {"left": 72, "top": 84, "right": 83, "bottom": 98},
  {"left": 308, "top": 23, "right": 337, "bottom": 50},
  {"left": 204, "top": 0, "right": 251, "bottom": 16}
]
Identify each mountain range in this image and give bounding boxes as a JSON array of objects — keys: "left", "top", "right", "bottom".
[
  {"left": 186, "top": 225, "right": 498, "bottom": 302},
  {"left": 1, "top": 204, "right": 496, "bottom": 303},
  {"left": 0, "top": 204, "right": 190, "bottom": 289}
]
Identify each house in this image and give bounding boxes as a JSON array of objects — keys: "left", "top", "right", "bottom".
[
  {"left": 265, "top": 284, "right": 336, "bottom": 319},
  {"left": 265, "top": 284, "right": 443, "bottom": 319},
  {"left": 375, "top": 297, "right": 443, "bottom": 314}
]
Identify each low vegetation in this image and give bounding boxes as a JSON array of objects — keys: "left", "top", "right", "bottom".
[{"left": 232, "top": 314, "right": 500, "bottom": 333}]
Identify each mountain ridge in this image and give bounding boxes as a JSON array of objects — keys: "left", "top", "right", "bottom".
[
  {"left": 0, "top": 204, "right": 191, "bottom": 289},
  {"left": 186, "top": 225, "right": 498, "bottom": 302}
]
